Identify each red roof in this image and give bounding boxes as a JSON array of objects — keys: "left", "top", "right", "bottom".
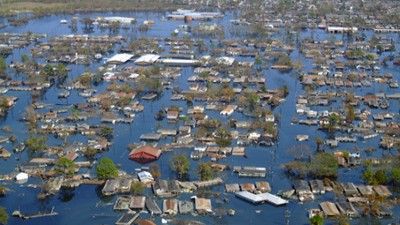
[{"left": 129, "top": 146, "right": 161, "bottom": 163}]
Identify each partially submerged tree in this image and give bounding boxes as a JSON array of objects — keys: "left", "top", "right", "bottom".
[
  {"left": 99, "top": 126, "right": 113, "bottom": 141},
  {"left": 130, "top": 181, "right": 145, "bottom": 195},
  {"left": 96, "top": 157, "right": 118, "bottom": 180},
  {"left": 198, "top": 163, "right": 214, "bottom": 181},
  {"left": 55, "top": 157, "right": 76, "bottom": 176},
  {"left": 170, "top": 154, "right": 190, "bottom": 180},
  {"left": 284, "top": 152, "right": 338, "bottom": 179},
  {"left": 391, "top": 167, "right": 400, "bottom": 185},
  {"left": 309, "top": 152, "right": 338, "bottom": 178},
  {"left": 335, "top": 214, "right": 350, "bottom": 225},
  {"left": 309, "top": 214, "right": 324, "bottom": 225},
  {"left": 149, "top": 163, "right": 161, "bottom": 180},
  {"left": 0, "top": 186, "right": 6, "bottom": 197},
  {"left": 345, "top": 104, "right": 355, "bottom": 123},
  {"left": 214, "top": 127, "right": 232, "bottom": 147},
  {"left": 0, "top": 57, "right": 6, "bottom": 76},
  {"left": 83, "top": 147, "right": 98, "bottom": 160},
  {"left": 315, "top": 137, "right": 324, "bottom": 152},
  {"left": 25, "top": 136, "right": 47, "bottom": 151},
  {"left": 75, "top": 72, "right": 93, "bottom": 88},
  {"left": 0, "top": 207, "right": 7, "bottom": 225},
  {"left": 362, "top": 166, "right": 388, "bottom": 185},
  {"left": 25, "top": 106, "right": 37, "bottom": 131},
  {"left": 326, "top": 113, "right": 341, "bottom": 133}
]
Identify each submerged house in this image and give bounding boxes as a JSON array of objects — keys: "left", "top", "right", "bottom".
[
  {"left": 152, "top": 180, "right": 180, "bottom": 198},
  {"left": 129, "top": 146, "right": 161, "bottom": 163},
  {"left": 194, "top": 197, "right": 212, "bottom": 214},
  {"left": 163, "top": 199, "right": 178, "bottom": 215}
]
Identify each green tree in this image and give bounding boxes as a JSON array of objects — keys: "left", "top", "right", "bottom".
[
  {"left": 170, "top": 154, "right": 190, "bottom": 180},
  {"left": 373, "top": 169, "right": 388, "bottom": 185},
  {"left": 130, "top": 181, "right": 145, "bottom": 195},
  {"left": 0, "top": 97, "right": 10, "bottom": 110},
  {"left": 83, "top": 147, "right": 98, "bottom": 160},
  {"left": 391, "top": 167, "right": 400, "bottom": 184},
  {"left": 149, "top": 163, "right": 161, "bottom": 180},
  {"left": 214, "top": 127, "right": 232, "bottom": 147},
  {"left": 345, "top": 104, "right": 355, "bottom": 123},
  {"left": 310, "top": 153, "right": 338, "bottom": 178},
  {"left": 0, "top": 57, "right": 6, "bottom": 75},
  {"left": 280, "top": 85, "right": 289, "bottom": 97},
  {"left": 96, "top": 157, "right": 118, "bottom": 180},
  {"left": 276, "top": 53, "right": 292, "bottom": 67},
  {"left": 143, "top": 77, "right": 162, "bottom": 93},
  {"left": 25, "top": 136, "right": 47, "bottom": 151},
  {"left": 362, "top": 166, "right": 375, "bottom": 185},
  {"left": 55, "top": 157, "right": 76, "bottom": 176},
  {"left": 99, "top": 126, "right": 113, "bottom": 140},
  {"left": 42, "top": 64, "right": 55, "bottom": 77},
  {"left": 198, "top": 163, "right": 214, "bottom": 181},
  {"left": 56, "top": 64, "right": 68, "bottom": 78},
  {"left": 327, "top": 113, "right": 341, "bottom": 133},
  {"left": 255, "top": 55, "right": 263, "bottom": 66},
  {"left": 309, "top": 214, "right": 324, "bottom": 225},
  {"left": 76, "top": 72, "right": 92, "bottom": 87},
  {"left": 0, "top": 186, "right": 6, "bottom": 196},
  {"left": 219, "top": 86, "right": 235, "bottom": 102},
  {"left": 315, "top": 137, "right": 324, "bottom": 152},
  {"left": 21, "top": 54, "right": 30, "bottom": 64},
  {"left": 245, "top": 92, "right": 259, "bottom": 112},
  {"left": 336, "top": 215, "right": 350, "bottom": 225},
  {"left": 0, "top": 207, "right": 7, "bottom": 225}
]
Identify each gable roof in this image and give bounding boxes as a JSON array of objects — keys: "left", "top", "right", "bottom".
[{"left": 129, "top": 145, "right": 161, "bottom": 158}]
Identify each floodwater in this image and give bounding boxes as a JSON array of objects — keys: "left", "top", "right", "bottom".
[{"left": 0, "top": 11, "right": 399, "bottom": 225}]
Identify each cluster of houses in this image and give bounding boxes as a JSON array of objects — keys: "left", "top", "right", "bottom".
[{"left": 31, "top": 34, "right": 125, "bottom": 64}]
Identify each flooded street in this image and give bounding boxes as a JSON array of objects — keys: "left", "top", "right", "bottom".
[{"left": 0, "top": 9, "right": 399, "bottom": 225}]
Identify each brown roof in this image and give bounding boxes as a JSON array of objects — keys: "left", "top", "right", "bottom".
[
  {"left": 240, "top": 183, "right": 256, "bottom": 192},
  {"left": 195, "top": 198, "right": 212, "bottom": 212},
  {"left": 130, "top": 145, "right": 161, "bottom": 158},
  {"left": 137, "top": 220, "right": 156, "bottom": 225}
]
